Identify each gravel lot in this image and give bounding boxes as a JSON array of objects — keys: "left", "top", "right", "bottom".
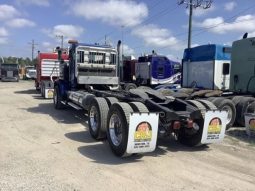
[{"left": 0, "top": 80, "right": 255, "bottom": 191}]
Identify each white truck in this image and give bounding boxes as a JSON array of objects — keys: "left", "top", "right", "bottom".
[{"left": 179, "top": 37, "right": 255, "bottom": 128}]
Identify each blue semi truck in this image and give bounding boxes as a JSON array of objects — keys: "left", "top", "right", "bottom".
[{"left": 53, "top": 40, "right": 227, "bottom": 157}]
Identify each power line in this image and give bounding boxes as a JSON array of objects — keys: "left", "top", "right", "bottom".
[{"left": 131, "top": 2, "right": 255, "bottom": 53}]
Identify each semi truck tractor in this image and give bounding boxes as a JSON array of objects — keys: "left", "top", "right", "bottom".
[
  {"left": 23, "top": 66, "right": 37, "bottom": 80},
  {"left": 180, "top": 37, "right": 255, "bottom": 128},
  {"left": 135, "top": 54, "right": 181, "bottom": 85},
  {"left": 121, "top": 55, "right": 181, "bottom": 90},
  {"left": 53, "top": 40, "right": 227, "bottom": 157},
  {"left": 35, "top": 52, "right": 68, "bottom": 98},
  {"left": 1, "top": 63, "right": 19, "bottom": 82}
]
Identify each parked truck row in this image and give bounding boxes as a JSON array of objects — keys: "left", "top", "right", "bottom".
[
  {"left": 24, "top": 35, "right": 255, "bottom": 157},
  {"left": 176, "top": 36, "right": 255, "bottom": 129}
]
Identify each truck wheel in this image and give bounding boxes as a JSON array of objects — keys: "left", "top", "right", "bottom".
[
  {"left": 129, "top": 102, "right": 148, "bottom": 112},
  {"left": 232, "top": 96, "right": 243, "bottom": 106},
  {"left": 186, "top": 100, "right": 206, "bottom": 118},
  {"left": 53, "top": 86, "right": 64, "bottom": 109},
  {"left": 197, "top": 99, "right": 217, "bottom": 110},
  {"left": 247, "top": 101, "right": 255, "bottom": 113},
  {"left": 107, "top": 102, "right": 133, "bottom": 157},
  {"left": 105, "top": 97, "right": 119, "bottom": 107},
  {"left": 212, "top": 98, "right": 236, "bottom": 130},
  {"left": 88, "top": 98, "right": 109, "bottom": 140},
  {"left": 124, "top": 83, "right": 137, "bottom": 91},
  {"left": 236, "top": 97, "right": 255, "bottom": 126},
  {"left": 178, "top": 118, "right": 204, "bottom": 147}
]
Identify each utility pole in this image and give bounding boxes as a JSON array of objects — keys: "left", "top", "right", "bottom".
[
  {"left": 178, "top": 0, "right": 213, "bottom": 48},
  {"left": 28, "top": 39, "right": 38, "bottom": 61},
  {"left": 56, "top": 35, "right": 64, "bottom": 49}
]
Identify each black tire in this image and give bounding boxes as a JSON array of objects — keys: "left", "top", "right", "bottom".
[
  {"left": 247, "top": 101, "right": 255, "bottom": 113},
  {"left": 236, "top": 97, "right": 255, "bottom": 126},
  {"left": 232, "top": 96, "right": 243, "bottom": 106},
  {"left": 197, "top": 99, "right": 217, "bottom": 110},
  {"left": 129, "top": 102, "right": 149, "bottom": 112},
  {"left": 178, "top": 118, "right": 204, "bottom": 147},
  {"left": 186, "top": 100, "right": 206, "bottom": 118},
  {"left": 124, "top": 83, "right": 137, "bottom": 91},
  {"left": 105, "top": 97, "right": 119, "bottom": 107},
  {"left": 88, "top": 98, "right": 109, "bottom": 140},
  {"left": 212, "top": 98, "right": 236, "bottom": 130},
  {"left": 53, "top": 86, "right": 64, "bottom": 109},
  {"left": 107, "top": 102, "right": 133, "bottom": 157}
]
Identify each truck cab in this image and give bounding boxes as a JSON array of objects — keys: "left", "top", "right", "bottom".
[
  {"left": 1, "top": 63, "right": 19, "bottom": 82},
  {"left": 182, "top": 44, "right": 231, "bottom": 90},
  {"left": 135, "top": 54, "right": 181, "bottom": 86},
  {"left": 56, "top": 40, "right": 119, "bottom": 92}
]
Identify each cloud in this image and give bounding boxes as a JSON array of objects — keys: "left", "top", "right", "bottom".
[
  {"left": 122, "top": 44, "right": 135, "bottom": 55},
  {"left": 224, "top": 2, "right": 236, "bottom": 11},
  {"left": 0, "top": 27, "right": 8, "bottom": 36},
  {"left": 132, "top": 24, "right": 185, "bottom": 50},
  {"left": 246, "top": 32, "right": 255, "bottom": 38},
  {"left": 194, "top": 14, "right": 255, "bottom": 34},
  {"left": 0, "top": 27, "right": 9, "bottom": 44},
  {"left": 70, "top": 0, "right": 148, "bottom": 27},
  {"left": 16, "top": 0, "right": 50, "bottom": 6},
  {"left": 0, "top": 4, "right": 19, "bottom": 21},
  {"left": 43, "top": 25, "right": 84, "bottom": 40},
  {"left": 6, "top": 18, "right": 36, "bottom": 28},
  {"left": 41, "top": 41, "right": 54, "bottom": 52},
  {"left": 0, "top": 37, "right": 8, "bottom": 44}
]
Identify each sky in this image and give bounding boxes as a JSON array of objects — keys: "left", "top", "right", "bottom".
[{"left": 0, "top": 0, "right": 255, "bottom": 62}]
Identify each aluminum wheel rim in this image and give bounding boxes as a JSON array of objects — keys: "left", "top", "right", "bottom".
[
  {"left": 109, "top": 114, "right": 122, "bottom": 146},
  {"left": 89, "top": 106, "right": 98, "bottom": 132},
  {"left": 222, "top": 105, "right": 232, "bottom": 124}
]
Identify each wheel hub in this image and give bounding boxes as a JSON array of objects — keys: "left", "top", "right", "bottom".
[
  {"left": 109, "top": 114, "right": 122, "bottom": 146},
  {"left": 222, "top": 105, "right": 232, "bottom": 124},
  {"left": 90, "top": 106, "right": 98, "bottom": 132}
]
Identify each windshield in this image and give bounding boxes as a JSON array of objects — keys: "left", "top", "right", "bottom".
[{"left": 1, "top": 64, "right": 19, "bottom": 70}]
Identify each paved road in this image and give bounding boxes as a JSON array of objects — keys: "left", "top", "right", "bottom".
[{"left": 0, "top": 80, "right": 255, "bottom": 191}]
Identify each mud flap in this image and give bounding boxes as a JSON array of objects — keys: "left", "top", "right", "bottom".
[
  {"left": 126, "top": 113, "right": 159, "bottom": 154},
  {"left": 201, "top": 110, "right": 228, "bottom": 144}
]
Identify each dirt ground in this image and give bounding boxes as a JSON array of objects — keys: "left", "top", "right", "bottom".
[{"left": 0, "top": 80, "right": 255, "bottom": 191}]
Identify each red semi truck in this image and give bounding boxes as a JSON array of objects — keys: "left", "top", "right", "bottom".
[{"left": 35, "top": 52, "right": 69, "bottom": 98}]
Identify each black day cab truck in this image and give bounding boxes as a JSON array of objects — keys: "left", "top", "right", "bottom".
[
  {"left": 1, "top": 63, "right": 19, "bottom": 82},
  {"left": 53, "top": 40, "right": 227, "bottom": 157}
]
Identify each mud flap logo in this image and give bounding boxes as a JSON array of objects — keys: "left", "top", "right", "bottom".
[
  {"left": 208, "top": 117, "right": 222, "bottom": 134},
  {"left": 134, "top": 122, "right": 152, "bottom": 142},
  {"left": 47, "top": 90, "right": 54, "bottom": 98},
  {"left": 201, "top": 111, "right": 227, "bottom": 144},
  {"left": 126, "top": 113, "right": 159, "bottom": 154},
  {"left": 248, "top": 119, "right": 255, "bottom": 130}
]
